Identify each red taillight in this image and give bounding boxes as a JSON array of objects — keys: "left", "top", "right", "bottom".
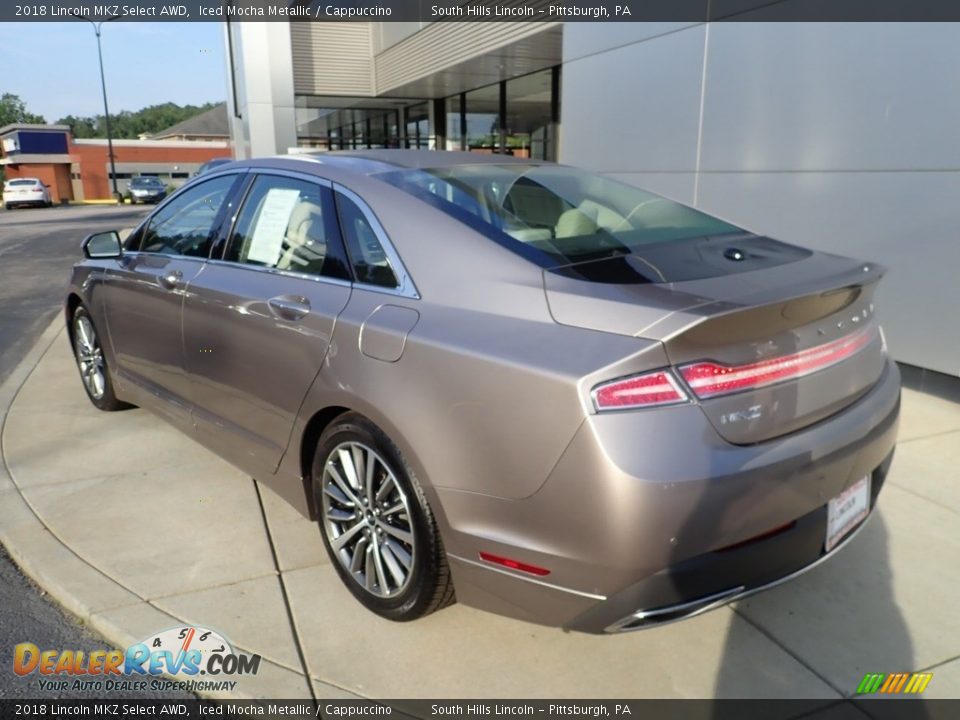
[
  {"left": 479, "top": 552, "right": 550, "bottom": 577},
  {"left": 679, "top": 326, "right": 877, "bottom": 400},
  {"left": 592, "top": 370, "right": 688, "bottom": 411}
]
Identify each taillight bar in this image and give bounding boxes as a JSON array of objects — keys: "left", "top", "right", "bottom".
[
  {"left": 679, "top": 325, "right": 878, "bottom": 400},
  {"left": 592, "top": 370, "right": 688, "bottom": 412}
]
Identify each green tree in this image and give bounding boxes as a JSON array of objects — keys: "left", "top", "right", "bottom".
[
  {"left": 55, "top": 101, "right": 219, "bottom": 140},
  {"left": 57, "top": 114, "right": 98, "bottom": 139},
  {"left": 0, "top": 93, "right": 46, "bottom": 127}
]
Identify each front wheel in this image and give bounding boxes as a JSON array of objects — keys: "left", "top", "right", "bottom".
[
  {"left": 71, "top": 305, "right": 130, "bottom": 411},
  {"left": 312, "top": 413, "right": 454, "bottom": 622}
]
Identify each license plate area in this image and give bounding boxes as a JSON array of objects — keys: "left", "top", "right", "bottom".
[{"left": 826, "top": 474, "right": 870, "bottom": 552}]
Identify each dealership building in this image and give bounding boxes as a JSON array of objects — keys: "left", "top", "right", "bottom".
[{"left": 224, "top": 21, "right": 956, "bottom": 378}]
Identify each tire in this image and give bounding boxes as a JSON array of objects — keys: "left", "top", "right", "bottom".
[
  {"left": 312, "top": 413, "right": 454, "bottom": 621},
  {"left": 70, "top": 305, "right": 131, "bottom": 412}
]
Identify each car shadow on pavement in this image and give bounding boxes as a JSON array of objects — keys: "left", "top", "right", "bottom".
[{"left": 713, "top": 514, "right": 918, "bottom": 707}]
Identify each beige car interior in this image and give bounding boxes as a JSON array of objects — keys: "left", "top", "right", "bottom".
[{"left": 277, "top": 198, "right": 328, "bottom": 273}]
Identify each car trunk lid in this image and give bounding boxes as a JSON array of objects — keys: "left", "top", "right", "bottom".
[{"left": 544, "top": 239, "right": 887, "bottom": 444}]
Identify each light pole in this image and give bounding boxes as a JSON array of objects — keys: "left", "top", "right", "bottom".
[{"left": 72, "top": 13, "right": 121, "bottom": 202}]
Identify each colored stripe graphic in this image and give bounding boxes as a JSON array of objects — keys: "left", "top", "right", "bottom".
[
  {"left": 904, "top": 673, "right": 933, "bottom": 694},
  {"left": 857, "top": 672, "right": 932, "bottom": 694},
  {"left": 857, "top": 673, "right": 885, "bottom": 694}
]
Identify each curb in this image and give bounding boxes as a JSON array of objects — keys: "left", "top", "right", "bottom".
[
  {"left": 0, "top": 316, "right": 138, "bottom": 622},
  {"left": 0, "top": 319, "right": 317, "bottom": 700}
]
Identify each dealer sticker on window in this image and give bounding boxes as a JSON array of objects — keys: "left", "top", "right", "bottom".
[{"left": 826, "top": 475, "right": 871, "bottom": 552}]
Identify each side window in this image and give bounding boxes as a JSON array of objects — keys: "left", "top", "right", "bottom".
[
  {"left": 224, "top": 175, "right": 350, "bottom": 281},
  {"left": 139, "top": 175, "right": 235, "bottom": 257},
  {"left": 335, "top": 192, "right": 399, "bottom": 289}
]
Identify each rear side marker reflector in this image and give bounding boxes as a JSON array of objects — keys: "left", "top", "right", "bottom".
[
  {"left": 679, "top": 326, "right": 878, "bottom": 400},
  {"left": 592, "top": 370, "right": 688, "bottom": 411},
  {"left": 716, "top": 521, "right": 797, "bottom": 553},
  {"left": 479, "top": 552, "right": 551, "bottom": 577}
]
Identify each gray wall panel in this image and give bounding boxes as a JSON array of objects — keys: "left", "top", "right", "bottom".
[
  {"left": 700, "top": 23, "right": 960, "bottom": 172},
  {"left": 560, "top": 24, "right": 707, "bottom": 172},
  {"left": 697, "top": 171, "right": 960, "bottom": 375},
  {"left": 604, "top": 172, "right": 697, "bottom": 206},
  {"left": 562, "top": 22, "right": 700, "bottom": 61},
  {"left": 560, "top": 21, "right": 960, "bottom": 375}
]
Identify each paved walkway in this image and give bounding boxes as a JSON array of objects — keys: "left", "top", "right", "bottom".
[{"left": 2, "top": 321, "right": 959, "bottom": 702}]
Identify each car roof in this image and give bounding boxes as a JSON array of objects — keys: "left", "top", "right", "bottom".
[
  {"left": 282, "top": 149, "right": 547, "bottom": 175},
  {"left": 203, "top": 150, "right": 555, "bottom": 191}
]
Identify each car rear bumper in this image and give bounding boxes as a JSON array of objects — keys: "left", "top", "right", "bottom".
[
  {"left": 440, "top": 358, "right": 900, "bottom": 632},
  {"left": 4, "top": 193, "right": 47, "bottom": 205},
  {"left": 576, "top": 448, "right": 892, "bottom": 633}
]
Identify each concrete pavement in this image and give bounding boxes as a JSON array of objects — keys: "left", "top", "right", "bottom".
[{"left": 1, "top": 321, "right": 958, "bottom": 704}]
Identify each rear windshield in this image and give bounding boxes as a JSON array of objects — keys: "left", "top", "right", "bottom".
[
  {"left": 375, "top": 164, "right": 743, "bottom": 267},
  {"left": 7, "top": 179, "right": 39, "bottom": 187},
  {"left": 131, "top": 177, "right": 162, "bottom": 186},
  {"left": 376, "top": 163, "right": 813, "bottom": 283}
]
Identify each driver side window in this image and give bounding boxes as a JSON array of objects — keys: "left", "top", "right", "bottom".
[{"left": 139, "top": 175, "right": 235, "bottom": 257}]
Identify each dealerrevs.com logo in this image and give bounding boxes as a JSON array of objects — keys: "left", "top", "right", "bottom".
[{"left": 14, "top": 626, "right": 261, "bottom": 693}]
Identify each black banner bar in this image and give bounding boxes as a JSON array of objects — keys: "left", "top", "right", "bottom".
[
  {"left": 6, "top": 0, "right": 960, "bottom": 23},
  {"left": 1, "top": 699, "right": 957, "bottom": 720}
]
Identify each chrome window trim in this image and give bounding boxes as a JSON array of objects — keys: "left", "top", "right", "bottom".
[
  {"left": 202, "top": 257, "right": 354, "bottom": 290},
  {"left": 333, "top": 183, "right": 420, "bottom": 300},
  {"left": 240, "top": 167, "right": 335, "bottom": 189}
]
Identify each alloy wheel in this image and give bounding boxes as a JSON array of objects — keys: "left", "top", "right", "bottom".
[
  {"left": 320, "top": 442, "right": 416, "bottom": 598},
  {"left": 73, "top": 314, "right": 106, "bottom": 400}
]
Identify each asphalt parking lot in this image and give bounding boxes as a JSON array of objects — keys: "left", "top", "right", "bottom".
[{"left": 0, "top": 205, "right": 958, "bottom": 708}]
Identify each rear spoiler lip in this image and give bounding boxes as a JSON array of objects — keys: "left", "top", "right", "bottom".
[{"left": 634, "top": 259, "right": 887, "bottom": 343}]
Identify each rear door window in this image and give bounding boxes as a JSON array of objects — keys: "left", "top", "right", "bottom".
[
  {"left": 224, "top": 174, "right": 351, "bottom": 281},
  {"left": 334, "top": 191, "right": 399, "bottom": 289}
]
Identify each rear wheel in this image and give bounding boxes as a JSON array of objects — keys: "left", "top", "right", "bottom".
[
  {"left": 71, "top": 305, "right": 130, "bottom": 411},
  {"left": 312, "top": 413, "right": 454, "bottom": 621}
]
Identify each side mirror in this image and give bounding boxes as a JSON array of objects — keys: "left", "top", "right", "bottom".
[{"left": 82, "top": 231, "right": 123, "bottom": 260}]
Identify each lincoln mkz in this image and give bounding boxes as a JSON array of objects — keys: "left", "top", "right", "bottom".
[{"left": 66, "top": 151, "right": 899, "bottom": 632}]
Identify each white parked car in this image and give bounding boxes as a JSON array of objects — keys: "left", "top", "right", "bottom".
[{"left": 3, "top": 178, "right": 53, "bottom": 209}]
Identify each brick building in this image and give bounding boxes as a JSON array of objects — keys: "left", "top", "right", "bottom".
[{"left": 0, "top": 123, "right": 231, "bottom": 202}]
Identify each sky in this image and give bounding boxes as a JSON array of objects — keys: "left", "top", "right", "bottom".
[{"left": 0, "top": 22, "right": 227, "bottom": 122}]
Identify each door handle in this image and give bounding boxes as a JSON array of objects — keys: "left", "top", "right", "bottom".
[
  {"left": 158, "top": 270, "right": 182, "bottom": 290},
  {"left": 268, "top": 295, "right": 311, "bottom": 321}
]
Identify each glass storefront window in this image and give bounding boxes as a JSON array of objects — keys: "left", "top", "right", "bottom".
[
  {"left": 404, "top": 103, "right": 430, "bottom": 149},
  {"left": 295, "top": 99, "right": 403, "bottom": 151},
  {"left": 294, "top": 67, "right": 558, "bottom": 158},
  {"left": 504, "top": 69, "right": 555, "bottom": 161},
  {"left": 464, "top": 84, "right": 500, "bottom": 154},
  {"left": 445, "top": 95, "right": 464, "bottom": 151}
]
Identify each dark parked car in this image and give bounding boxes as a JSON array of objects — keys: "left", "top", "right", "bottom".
[
  {"left": 127, "top": 176, "right": 167, "bottom": 205},
  {"left": 66, "top": 151, "right": 899, "bottom": 632},
  {"left": 194, "top": 158, "right": 233, "bottom": 177}
]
